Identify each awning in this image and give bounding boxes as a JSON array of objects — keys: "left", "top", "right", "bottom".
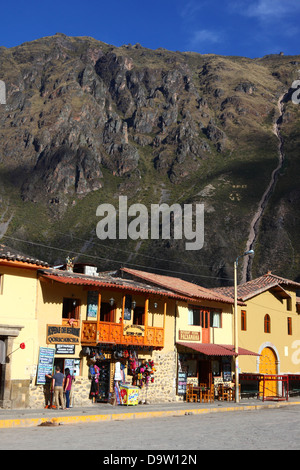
[{"left": 176, "top": 342, "right": 259, "bottom": 357}]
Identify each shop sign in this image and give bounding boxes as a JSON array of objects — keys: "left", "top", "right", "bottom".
[
  {"left": 46, "top": 325, "right": 80, "bottom": 344},
  {"left": 36, "top": 347, "right": 55, "bottom": 385},
  {"left": 123, "top": 324, "right": 145, "bottom": 337},
  {"left": 179, "top": 330, "right": 201, "bottom": 341},
  {"left": 55, "top": 344, "right": 76, "bottom": 355}
]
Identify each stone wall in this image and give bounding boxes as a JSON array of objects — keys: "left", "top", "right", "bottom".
[
  {"left": 21, "top": 349, "right": 178, "bottom": 409},
  {"left": 134, "top": 349, "right": 178, "bottom": 403},
  {"left": 29, "top": 376, "right": 93, "bottom": 409}
]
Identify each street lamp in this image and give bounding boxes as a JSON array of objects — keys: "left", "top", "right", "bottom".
[{"left": 234, "top": 249, "right": 254, "bottom": 403}]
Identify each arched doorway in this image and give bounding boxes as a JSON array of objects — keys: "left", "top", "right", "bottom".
[{"left": 259, "top": 347, "right": 277, "bottom": 397}]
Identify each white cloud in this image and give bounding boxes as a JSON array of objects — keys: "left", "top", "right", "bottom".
[
  {"left": 233, "top": 0, "right": 300, "bottom": 21},
  {"left": 180, "top": 1, "right": 207, "bottom": 20},
  {"left": 190, "top": 29, "right": 222, "bottom": 47}
]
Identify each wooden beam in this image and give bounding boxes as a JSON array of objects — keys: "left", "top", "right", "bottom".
[
  {"left": 144, "top": 297, "right": 149, "bottom": 344},
  {"left": 121, "top": 295, "right": 126, "bottom": 323},
  {"left": 163, "top": 301, "right": 167, "bottom": 344},
  {"left": 96, "top": 292, "right": 101, "bottom": 342},
  {"left": 163, "top": 301, "right": 167, "bottom": 328}
]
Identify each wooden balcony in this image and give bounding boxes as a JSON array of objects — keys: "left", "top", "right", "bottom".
[{"left": 81, "top": 321, "right": 164, "bottom": 349}]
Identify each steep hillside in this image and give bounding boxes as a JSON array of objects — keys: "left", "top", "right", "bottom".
[{"left": 0, "top": 34, "right": 299, "bottom": 286}]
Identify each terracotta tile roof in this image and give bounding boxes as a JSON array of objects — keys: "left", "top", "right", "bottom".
[
  {"left": 213, "top": 272, "right": 300, "bottom": 301},
  {"left": 38, "top": 268, "right": 192, "bottom": 301},
  {"left": 120, "top": 267, "right": 241, "bottom": 305},
  {"left": 177, "top": 342, "right": 259, "bottom": 356},
  {"left": 0, "top": 243, "right": 49, "bottom": 267}
]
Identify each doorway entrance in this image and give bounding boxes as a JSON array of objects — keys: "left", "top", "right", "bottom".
[
  {"left": 259, "top": 347, "right": 277, "bottom": 397},
  {"left": 198, "top": 359, "right": 212, "bottom": 386},
  {"left": 201, "top": 309, "right": 210, "bottom": 343},
  {"left": 0, "top": 325, "right": 23, "bottom": 408}
]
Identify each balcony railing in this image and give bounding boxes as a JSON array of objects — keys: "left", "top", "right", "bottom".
[{"left": 81, "top": 321, "right": 164, "bottom": 349}]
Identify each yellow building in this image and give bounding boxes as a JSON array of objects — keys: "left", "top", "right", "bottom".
[
  {"left": 35, "top": 264, "right": 190, "bottom": 406},
  {"left": 0, "top": 247, "right": 255, "bottom": 408},
  {"left": 0, "top": 244, "right": 49, "bottom": 408},
  {"left": 1, "top": 248, "right": 191, "bottom": 408},
  {"left": 5, "top": 243, "right": 294, "bottom": 408},
  {"left": 121, "top": 268, "right": 257, "bottom": 398},
  {"left": 214, "top": 272, "right": 300, "bottom": 399}
]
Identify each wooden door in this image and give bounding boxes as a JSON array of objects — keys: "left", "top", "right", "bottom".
[
  {"left": 259, "top": 347, "right": 277, "bottom": 397},
  {"left": 201, "top": 309, "right": 210, "bottom": 343}
]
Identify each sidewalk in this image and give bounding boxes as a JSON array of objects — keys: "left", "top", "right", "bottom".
[{"left": 1, "top": 397, "right": 300, "bottom": 428}]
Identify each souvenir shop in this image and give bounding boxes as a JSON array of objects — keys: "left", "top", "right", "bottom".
[{"left": 82, "top": 345, "right": 156, "bottom": 405}]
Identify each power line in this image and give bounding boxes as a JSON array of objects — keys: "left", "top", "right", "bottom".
[
  {"left": 1, "top": 201, "right": 221, "bottom": 271},
  {"left": 0, "top": 234, "right": 233, "bottom": 282}
]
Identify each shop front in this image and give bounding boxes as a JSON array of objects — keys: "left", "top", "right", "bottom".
[
  {"left": 176, "top": 342, "right": 258, "bottom": 400},
  {"left": 82, "top": 344, "right": 157, "bottom": 405},
  {"left": 36, "top": 266, "right": 184, "bottom": 406}
]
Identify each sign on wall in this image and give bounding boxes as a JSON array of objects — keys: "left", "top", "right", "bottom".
[
  {"left": 55, "top": 344, "right": 75, "bottom": 355},
  {"left": 179, "top": 330, "right": 201, "bottom": 341},
  {"left": 123, "top": 324, "right": 145, "bottom": 337},
  {"left": 46, "top": 325, "right": 80, "bottom": 344},
  {"left": 36, "top": 347, "right": 55, "bottom": 385}
]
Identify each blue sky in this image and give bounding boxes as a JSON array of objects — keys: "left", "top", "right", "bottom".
[{"left": 0, "top": 0, "right": 299, "bottom": 58}]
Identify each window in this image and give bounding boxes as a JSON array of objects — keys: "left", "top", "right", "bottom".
[
  {"left": 241, "top": 310, "right": 247, "bottom": 331},
  {"left": 287, "top": 297, "right": 292, "bottom": 311},
  {"left": 264, "top": 314, "right": 271, "bottom": 333},
  {"left": 211, "top": 310, "right": 222, "bottom": 328},
  {"left": 133, "top": 306, "right": 145, "bottom": 325},
  {"left": 0, "top": 274, "right": 3, "bottom": 295},
  {"left": 100, "top": 302, "right": 115, "bottom": 322},
  {"left": 188, "top": 306, "right": 221, "bottom": 327},
  {"left": 188, "top": 307, "right": 200, "bottom": 326},
  {"left": 287, "top": 317, "right": 292, "bottom": 335},
  {"left": 62, "top": 298, "right": 80, "bottom": 320}
]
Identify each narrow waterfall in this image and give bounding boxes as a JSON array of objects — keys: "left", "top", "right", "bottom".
[{"left": 241, "top": 93, "right": 287, "bottom": 283}]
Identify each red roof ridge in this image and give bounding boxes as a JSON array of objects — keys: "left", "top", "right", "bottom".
[
  {"left": 120, "top": 267, "right": 239, "bottom": 305},
  {"left": 38, "top": 268, "right": 192, "bottom": 301},
  {"left": 212, "top": 272, "right": 300, "bottom": 301}
]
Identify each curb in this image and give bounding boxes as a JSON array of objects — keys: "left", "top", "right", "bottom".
[{"left": 1, "top": 401, "right": 300, "bottom": 429}]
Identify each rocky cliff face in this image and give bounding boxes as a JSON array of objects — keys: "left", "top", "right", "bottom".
[{"left": 0, "top": 34, "right": 299, "bottom": 285}]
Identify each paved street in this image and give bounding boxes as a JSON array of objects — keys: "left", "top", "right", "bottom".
[{"left": 0, "top": 405, "right": 299, "bottom": 451}]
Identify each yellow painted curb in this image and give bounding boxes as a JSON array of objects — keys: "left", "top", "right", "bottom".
[{"left": 0, "top": 401, "right": 299, "bottom": 429}]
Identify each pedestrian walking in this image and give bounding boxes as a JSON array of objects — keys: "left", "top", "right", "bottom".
[
  {"left": 52, "top": 366, "right": 65, "bottom": 409},
  {"left": 64, "top": 368, "right": 72, "bottom": 409}
]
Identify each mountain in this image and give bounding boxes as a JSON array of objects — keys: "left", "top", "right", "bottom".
[{"left": 0, "top": 33, "right": 299, "bottom": 286}]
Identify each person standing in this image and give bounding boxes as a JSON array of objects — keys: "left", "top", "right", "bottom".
[
  {"left": 64, "top": 368, "right": 72, "bottom": 409},
  {"left": 52, "top": 366, "right": 65, "bottom": 410},
  {"left": 69, "top": 371, "right": 76, "bottom": 408},
  {"left": 44, "top": 372, "right": 53, "bottom": 408}
]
